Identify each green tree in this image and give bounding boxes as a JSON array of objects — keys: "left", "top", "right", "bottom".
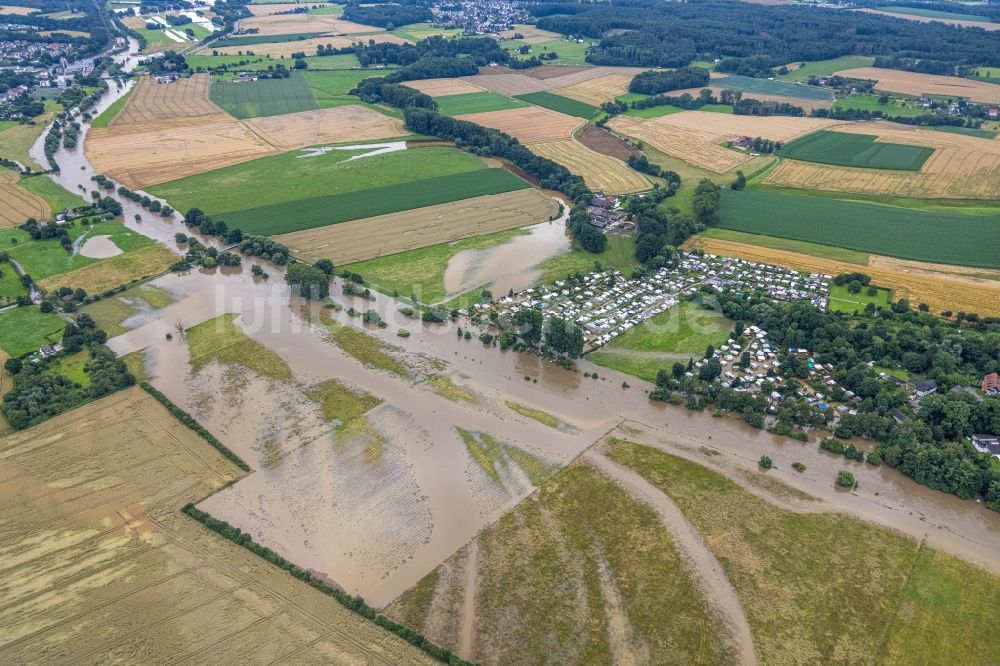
[
  {"left": 285, "top": 263, "right": 330, "bottom": 299},
  {"left": 513, "top": 308, "right": 543, "bottom": 347},
  {"left": 836, "top": 470, "right": 856, "bottom": 488}
]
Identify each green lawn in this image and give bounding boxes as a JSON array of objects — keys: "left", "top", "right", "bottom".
[
  {"left": 697, "top": 228, "right": 870, "bottom": 265},
  {"left": 712, "top": 74, "right": 832, "bottom": 101},
  {"left": 588, "top": 301, "right": 732, "bottom": 382},
  {"left": 47, "top": 349, "right": 92, "bottom": 386},
  {"left": 607, "top": 440, "right": 1000, "bottom": 666},
  {"left": 777, "top": 130, "right": 933, "bottom": 170},
  {"left": 8, "top": 221, "right": 152, "bottom": 281},
  {"left": 831, "top": 93, "right": 931, "bottom": 119},
  {"left": 19, "top": 175, "right": 87, "bottom": 212},
  {"left": 344, "top": 227, "right": 529, "bottom": 304},
  {"left": 535, "top": 234, "right": 639, "bottom": 286},
  {"left": 149, "top": 145, "right": 484, "bottom": 216},
  {"left": 223, "top": 168, "right": 530, "bottom": 235},
  {"left": 0, "top": 306, "right": 66, "bottom": 357},
  {"left": 777, "top": 56, "right": 875, "bottom": 82},
  {"left": 514, "top": 91, "right": 598, "bottom": 119},
  {"left": 718, "top": 189, "right": 1000, "bottom": 269},
  {"left": 504, "top": 37, "right": 592, "bottom": 66},
  {"left": 435, "top": 91, "right": 529, "bottom": 116},
  {"left": 827, "top": 282, "right": 892, "bottom": 314},
  {"left": 0, "top": 264, "right": 27, "bottom": 303},
  {"left": 302, "top": 69, "right": 384, "bottom": 109},
  {"left": 210, "top": 71, "right": 318, "bottom": 118},
  {"left": 90, "top": 87, "right": 133, "bottom": 128}
]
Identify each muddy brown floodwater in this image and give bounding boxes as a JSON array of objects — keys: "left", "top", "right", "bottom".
[{"left": 44, "top": 45, "right": 1000, "bottom": 612}]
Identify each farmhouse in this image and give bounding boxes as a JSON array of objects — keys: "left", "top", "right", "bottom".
[
  {"left": 910, "top": 379, "right": 938, "bottom": 398},
  {"left": 972, "top": 434, "right": 1000, "bottom": 460},
  {"left": 982, "top": 372, "right": 1000, "bottom": 395}
]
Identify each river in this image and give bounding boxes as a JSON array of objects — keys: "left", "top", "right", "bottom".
[{"left": 30, "top": 41, "right": 1000, "bottom": 606}]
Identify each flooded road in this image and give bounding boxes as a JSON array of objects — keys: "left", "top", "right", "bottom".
[{"left": 37, "top": 44, "right": 1000, "bottom": 608}]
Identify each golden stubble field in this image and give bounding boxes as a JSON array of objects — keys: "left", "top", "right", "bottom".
[
  {"left": 0, "top": 387, "right": 434, "bottom": 665},
  {"left": 88, "top": 74, "right": 404, "bottom": 189},
  {"left": 214, "top": 32, "right": 405, "bottom": 57},
  {"left": 834, "top": 67, "right": 1000, "bottom": 103},
  {"left": 686, "top": 235, "right": 1000, "bottom": 317},
  {"left": 552, "top": 73, "right": 634, "bottom": 106},
  {"left": 766, "top": 122, "right": 1000, "bottom": 199},
  {"left": 608, "top": 111, "right": 839, "bottom": 174},
  {"left": 403, "top": 78, "right": 486, "bottom": 97},
  {"left": 528, "top": 138, "right": 650, "bottom": 194},
  {"left": 0, "top": 171, "right": 48, "bottom": 227},
  {"left": 455, "top": 107, "right": 583, "bottom": 143},
  {"left": 240, "top": 13, "right": 381, "bottom": 36},
  {"left": 276, "top": 188, "right": 560, "bottom": 264}
]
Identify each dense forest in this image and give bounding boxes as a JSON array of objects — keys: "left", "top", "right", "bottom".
[
  {"left": 342, "top": 0, "right": 433, "bottom": 28},
  {"left": 530, "top": 0, "right": 1000, "bottom": 73}
]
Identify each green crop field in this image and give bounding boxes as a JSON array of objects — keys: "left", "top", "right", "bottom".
[
  {"left": 391, "top": 22, "right": 462, "bottom": 43},
  {"left": 302, "top": 69, "right": 382, "bottom": 109},
  {"left": 711, "top": 74, "right": 833, "bottom": 101},
  {"left": 882, "top": 6, "right": 990, "bottom": 21},
  {"left": 0, "top": 306, "right": 66, "bottom": 357},
  {"left": 223, "top": 168, "right": 530, "bottom": 235},
  {"left": 503, "top": 37, "right": 592, "bottom": 66},
  {"left": 927, "top": 125, "right": 998, "bottom": 140},
  {"left": 19, "top": 175, "right": 87, "bottom": 212},
  {"left": 777, "top": 56, "right": 875, "bottom": 82},
  {"left": 435, "top": 91, "right": 529, "bottom": 116},
  {"left": 514, "top": 91, "right": 598, "bottom": 119},
  {"left": 831, "top": 93, "right": 930, "bottom": 118},
  {"left": 301, "top": 53, "right": 362, "bottom": 70},
  {"left": 210, "top": 71, "right": 318, "bottom": 118},
  {"left": 778, "top": 130, "right": 933, "bottom": 170},
  {"left": 150, "top": 146, "right": 484, "bottom": 215},
  {"left": 827, "top": 282, "right": 892, "bottom": 314},
  {"left": 718, "top": 190, "right": 1000, "bottom": 268},
  {"left": 212, "top": 32, "right": 327, "bottom": 47},
  {"left": 186, "top": 54, "right": 278, "bottom": 71}
]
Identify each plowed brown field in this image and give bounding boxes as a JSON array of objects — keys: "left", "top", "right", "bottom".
[
  {"left": 0, "top": 388, "right": 432, "bottom": 665},
  {"left": 455, "top": 107, "right": 583, "bottom": 143},
  {"left": 276, "top": 189, "right": 559, "bottom": 264},
  {"left": 686, "top": 235, "right": 1000, "bottom": 317},
  {"left": 528, "top": 138, "right": 649, "bottom": 194},
  {"left": 0, "top": 171, "right": 48, "bottom": 227}
]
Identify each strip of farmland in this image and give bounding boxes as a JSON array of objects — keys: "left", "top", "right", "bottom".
[
  {"left": 221, "top": 169, "right": 531, "bottom": 235},
  {"left": 514, "top": 91, "right": 599, "bottom": 119},
  {"left": 777, "top": 130, "right": 933, "bottom": 170},
  {"left": 717, "top": 190, "right": 1000, "bottom": 268}
]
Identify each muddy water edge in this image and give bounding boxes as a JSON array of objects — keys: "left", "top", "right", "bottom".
[{"left": 44, "top": 45, "right": 1000, "bottom": 608}]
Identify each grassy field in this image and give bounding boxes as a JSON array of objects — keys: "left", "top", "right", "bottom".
[
  {"left": 302, "top": 53, "right": 362, "bottom": 70},
  {"left": 536, "top": 234, "right": 639, "bottom": 285},
  {"left": 210, "top": 71, "right": 318, "bottom": 118},
  {"left": 515, "top": 91, "right": 598, "bottom": 119},
  {"left": 186, "top": 313, "right": 292, "bottom": 380},
  {"left": 0, "top": 306, "right": 66, "bottom": 357},
  {"left": 881, "top": 6, "right": 990, "bottom": 21},
  {"left": 606, "top": 439, "right": 1000, "bottom": 666},
  {"left": 187, "top": 53, "right": 278, "bottom": 70},
  {"left": 225, "top": 168, "right": 530, "bottom": 235},
  {"left": 588, "top": 301, "right": 732, "bottom": 382},
  {"left": 698, "top": 228, "right": 870, "bottom": 265},
  {"left": 435, "top": 91, "right": 529, "bottom": 116},
  {"left": 718, "top": 189, "right": 1000, "bottom": 268},
  {"left": 827, "top": 282, "right": 892, "bottom": 314},
  {"left": 344, "top": 227, "right": 528, "bottom": 303},
  {"left": 19, "top": 175, "right": 87, "bottom": 212},
  {"left": 213, "top": 32, "right": 328, "bottom": 47},
  {"left": 777, "top": 130, "right": 933, "bottom": 170},
  {"left": 306, "top": 378, "right": 382, "bottom": 424},
  {"left": 0, "top": 265, "right": 27, "bottom": 303},
  {"left": 36, "top": 244, "right": 176, "bottom": 295},
  {"left": 47, "top": 349, "right": 92, "bottom": 386},
  {"left": 391, "top": 22, "right": 462, "bottom": 42},
  {"left": 927, "top": 124, "right": 998, "bottom": 139},
  {"left": 778, "top": 56, "right": 875, "bottom": 82},
  {"left": 90, "top": 87, "right": 133, "bottom": 128},
  {"left": 81, "top": 284, "right": 174, "bottom": 337},
  {"left": 712, "top": 74, "right": 832, "bottom": 101},
  {"left": 0, "top": 99, "right": 60, "bottom": 170},
  {"left": 9, "top": 221, "right": 153, "bottom": 282},
  {"left": 150, "top": 146, "right": 484, "bottom": 215},
  {"left": 831, "top": 93, "right": 930, "bottom": 118},
  {"left": 505, "top": 37, "right": 592, "bottom": 66},
  {"left": 392, "top": 461, "right": 729, "bottom": 664}
]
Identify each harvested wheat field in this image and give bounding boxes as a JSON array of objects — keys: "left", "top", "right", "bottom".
[
  {"left": 455, "top": 107, "right": 583, "bottom": 143},
  {"left": 497, "top": 25, "right": 560, "bottom": 43},
  {"left": 463, "top": 66, "right": 641, "bottom": 97},
  {"left": 766, "top": 122, "right": 1000, "bottom": 199},
  {"left": 215, "top": 32, "right": 404, "bottom": 57},
  {"left": 241, "top": 13, "right": 381, "bottom": 36},
  {"left": 686, "top": 235, "right": 1000, "bottom": 317},
  {"left": 404, "top": 78, "right": 486, "bottom": 97},
  {"left": 87, "top": 115, "right": 276, "bottom": 190},
  {"left": 835, "top": 67, "right": 1000, "bottom": 104},
  {"left": 0, "top": 4, "right": 37, "bottom": 14},
  {"left": 245, "top": 2, "right": 313, "bottom": 16},
  {"left": 529, "top": 139, "right": 649, "bottom": 194},
  {"left": 670, "top": 85, "right": 835, "bottom": 111},
  {"left": 110, "top": 74, "right": 221, "bottom": 126},
  {"left": 277, "top": 189, "right": 559, "bottom": 264},
  {"left": 0, "top": 388, "right": 433, "bottom": 665},
  {"left": 854, "top": 8, "right": 1000, "bottom": 31},
  {"left": 120, "top": 14, "right": 146, "bottom": 29},
  {"left": 0, "top": 171, "right": 48, "bottom": 227},
  {"left": 243, "top": 105, "right": 406, "bottom": 151},
  {"left": 552, "top": 73, "right": 634, "bottom": 106},
  {"left": 36, "top": 244, "right": 177, "bottom": 295},
  {"left": 609, "top": 111, "right": 838, "bottom": 173}
]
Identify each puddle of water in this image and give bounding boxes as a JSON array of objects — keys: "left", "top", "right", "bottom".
[
  {"left": 78, "top": 235, "right": 123, "bottom": 259},
  {"left": 442, "top": 220, "right": 570, "bottom": 299}
]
